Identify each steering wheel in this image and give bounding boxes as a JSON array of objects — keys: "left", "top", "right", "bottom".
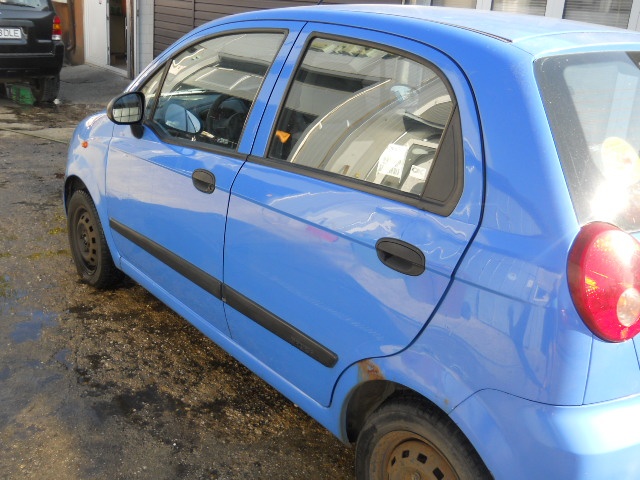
[{"left": 205, "top": 94, "right": 248, "bottom": 147}]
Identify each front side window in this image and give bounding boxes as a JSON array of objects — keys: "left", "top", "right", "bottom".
[
  {"left": 537, "top": 51, "right": 640, "bottom": 232},
  {"left": 269, "top": 37, "right": 458, "bottom": 201},
  {"left": 150, "top": 32, "right": 284, "bottom": 150}
]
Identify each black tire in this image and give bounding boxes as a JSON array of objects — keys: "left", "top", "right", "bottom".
[
  {"left": 356, "top": 395, "right": 491, "bottom": 480},
  {"left": 67, "top": 190, "right": 123, "bottom": 289},
  {"left": 32, "top": 75, "right": 60, "bottom": 103}
]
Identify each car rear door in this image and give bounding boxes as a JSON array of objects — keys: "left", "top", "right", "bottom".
[
  {"left": 223, "top": 23, "right": 484, "bottom": 406},
  {"left": 105, "top": 23, "right": 302, "bottom": 336}
]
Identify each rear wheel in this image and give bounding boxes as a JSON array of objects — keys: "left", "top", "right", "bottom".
[
  {"left": 32, "top": 75, "right": 60, "bottom": 103},
  {"left": 67, "top": 190, "right": 123, "bottom": 288},
  {"left": 356, "top": 395, "right": 491, "bottom": 480}
]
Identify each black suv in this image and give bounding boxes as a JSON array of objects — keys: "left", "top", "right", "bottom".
[{"left": 0, "top": 0, "right": 64, "bottom": 102}]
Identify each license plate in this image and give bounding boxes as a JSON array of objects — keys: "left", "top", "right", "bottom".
[{"left": 0, "top": 28, "right": 22, "bottom": 40}]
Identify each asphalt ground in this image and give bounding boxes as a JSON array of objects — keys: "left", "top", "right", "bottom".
[
  {"left": 1, "top": 64, "right": 131, "bottom": 142},
  {"left": 0, "top": 64, "right": 355, "bottom": 479}
]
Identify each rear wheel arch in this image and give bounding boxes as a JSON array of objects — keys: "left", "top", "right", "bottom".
[
  {"left": 345, "top": 380, "right": 402, "bottom": 443},
  {"left": 345, "top": 381, "right": 453, "bottom": 443},
  {"left": 352, "top": 389, "right": 492, "bottom": 479}
]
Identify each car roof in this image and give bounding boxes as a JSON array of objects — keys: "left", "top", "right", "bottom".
[{"left": 217, "top": 4, "right": 640, "bottom": 58}]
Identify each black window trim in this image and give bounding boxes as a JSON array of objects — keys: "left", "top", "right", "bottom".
[
  {"left": 140, "top": 27, "right": 290, "bottom": 158},
  {"left": 261, "top": 31, "right": 465, "bottom": 217},
  {"left": 109, "top": 217, "right": 338, "bottom": 368}
]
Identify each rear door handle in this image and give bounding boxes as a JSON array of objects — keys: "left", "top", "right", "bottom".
[
  {"left": 376, "top": 238, "right": 425, "bottom": 276},
  {"left": 192, "top": 169, "right": 215, "bottom": 194}
]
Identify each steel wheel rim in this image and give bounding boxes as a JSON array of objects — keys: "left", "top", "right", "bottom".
[
  {"left": 73, "top": 207, "right": 98, "bottom": 274},
  {"left": 377, "top": 432, "right": 458, "bottom": 480}
]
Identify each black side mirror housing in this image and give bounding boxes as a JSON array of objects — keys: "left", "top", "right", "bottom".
[{"left": 107, "top": 92, "right": 145, "bottom": 125}]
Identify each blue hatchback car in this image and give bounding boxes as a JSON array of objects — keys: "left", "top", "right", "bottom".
[{"left": 64, "top": 5, "right": 640, "bottom": 479}]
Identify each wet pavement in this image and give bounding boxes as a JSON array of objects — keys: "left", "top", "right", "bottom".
[{"left": 0, "top": 65, "right": 354, "bottom": 479}]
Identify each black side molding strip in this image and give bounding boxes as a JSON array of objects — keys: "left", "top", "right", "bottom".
[
  {"left": 110, "top": 219, "right": 223, "bottom": 300},
  {"left": 223, "top": 285, "right": 338, "bottom": 368},
  {"left": 109, "top": 218, "right": 338, "bottom": 368}
]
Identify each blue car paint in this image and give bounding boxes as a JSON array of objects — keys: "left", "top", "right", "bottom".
[
  {"left": 106, "top": 124, "right": 239, "bottom": 334},
  {"left": 585, "top": 337, "right": 640, "bottom": 403},
  {"left": 451, "top": 389, "right": 640, "bottom": 479},
  {"left": 65, "top": 113, "right": 114, "bottom": 203},
  {"left": 65, "top": 113, "right": 116, "bottom": 245},
  {"left": 224, "top": 22, "right": 485, "bottom": 407},
  {"left": 65, "top": 5, "right": 640, "bottom": 478},
  {"left": 224, "top": 165, "right": 465, "bottom": 406}
]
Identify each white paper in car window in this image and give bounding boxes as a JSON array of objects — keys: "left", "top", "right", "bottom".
[
  {"left": 377, "top": 144, "right": 408, "bottom": 179},
  {"left": 409, "top": 165, "right": 428, "bottom": 181}
]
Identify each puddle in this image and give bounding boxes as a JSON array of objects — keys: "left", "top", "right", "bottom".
[
  {"left": 53, "top": 348, "right": 73, "bottom": 370},
  {"left": 2, "top": 276, "right": 59, "bottom": 343},
  {"left": 0, "top": 275, "right": 13, "bottom": 298},
  {"left": 9, "top": 310, "right": 58, "bottom": 344}
]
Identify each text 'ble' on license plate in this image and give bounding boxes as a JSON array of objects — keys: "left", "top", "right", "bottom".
[{"left": 0, "top": 28, "right": 22, "bottom": 39}]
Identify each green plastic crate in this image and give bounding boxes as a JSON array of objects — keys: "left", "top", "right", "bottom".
[{"left": 6, "top": 84, "right": 36, "bottom": 106}]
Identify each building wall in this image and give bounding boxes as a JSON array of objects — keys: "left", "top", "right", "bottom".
[
  {"left": 151, "top": 0, "right": 640, "bottom": 61},
  {"left": 53, "top": 0, "right": 640, "bottom": 74},
  {"left": 137, "top": 0, "right": 155, "bottom": 73},
  {"left": 421, "top": 0, "right": 640, "bottom": 30},
  {"left": 73, "top": 0, "right": 640, "bottom": 77},
  {"left": 153, "top": 0, "right": 402, "bottom": 57},
  {"left": 53, "top": 0, "right": 85, "bottom": 65}
]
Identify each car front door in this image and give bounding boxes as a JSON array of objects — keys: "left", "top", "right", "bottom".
[
  {"left": 105, "top": 25, "right": 300, "bottom": 335},
  {"left": 223, "top": 25, "right": 484, "bottom": 406}
]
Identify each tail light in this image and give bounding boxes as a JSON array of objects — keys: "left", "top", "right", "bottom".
[
  {"left": 568, "top": 222, "right": 640, "bottom": 342},
  {"left": 52, "top": 16, "right": 62, "bottom": 41}
]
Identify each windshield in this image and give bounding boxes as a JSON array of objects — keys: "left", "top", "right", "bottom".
[
  {"left": 536, "top": 51, "right": 640, "bottom": 233},
  {"left": 0, "top": 0, "right": 49, "bottom": 9}
]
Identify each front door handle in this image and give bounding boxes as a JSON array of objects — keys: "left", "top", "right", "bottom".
[
  {"left": 192, "top": 169, "right": 215, "bottom": 194},
  {"left": 376, "top": 238, "right": 425, "bottom": 276}
]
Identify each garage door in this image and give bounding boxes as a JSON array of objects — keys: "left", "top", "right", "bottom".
[{"left": 153, "top": 0, "right": 402, "bottom": 56}]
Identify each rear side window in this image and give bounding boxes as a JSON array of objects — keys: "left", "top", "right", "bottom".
[
  {"left": 269, "top": 37, "right": 461, "bottom": 211},
  {"left": 537, "top": 51, "right": 640, "bottom": 232},
  {"left": 149, "top": 32, "right": 284, "bottom": 150}
]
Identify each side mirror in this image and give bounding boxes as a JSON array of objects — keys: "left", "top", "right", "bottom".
[{"left": 107, "top": 92, "right": 145, "bottom": 125}]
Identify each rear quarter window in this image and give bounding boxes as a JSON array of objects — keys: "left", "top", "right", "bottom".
[{"left": 536, "top": 51, "right": 640, "bottom": 232}]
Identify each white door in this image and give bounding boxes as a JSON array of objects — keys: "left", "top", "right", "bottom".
[{"left": 84, "top": 0, "right": 109, "bottom": 67}]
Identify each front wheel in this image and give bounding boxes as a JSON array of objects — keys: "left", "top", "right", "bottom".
[
  {"left": 67, "top": 190, "right": 123, "bottom": 288},
  {"left": 356, "top": 395, "right": 491, "bottom": 480}
]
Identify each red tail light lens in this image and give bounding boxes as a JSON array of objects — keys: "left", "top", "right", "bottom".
[
  {"left": 52, "top": 16, "right": 62, "bottom": 41},
  {"left": 568, "top": 222, "right": 640, "bottom": 342}
]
